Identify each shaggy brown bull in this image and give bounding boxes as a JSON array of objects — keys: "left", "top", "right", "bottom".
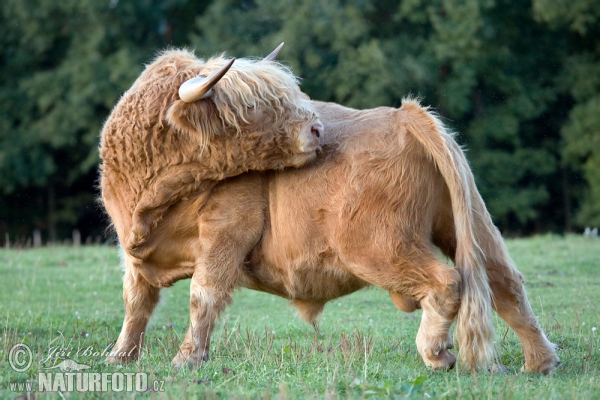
[
  {"left": 105, "top": 97, "right": 559, "bottom": 374},
  {"left": 100, "top": 45, "right": 323, "bottom": 260}
]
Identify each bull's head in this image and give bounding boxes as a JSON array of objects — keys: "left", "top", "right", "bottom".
[{"left": 165, "top": 44, "right": 323, "bottom": 170}]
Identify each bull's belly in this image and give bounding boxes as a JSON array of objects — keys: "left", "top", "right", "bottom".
[{"left": 240, "top": 253, "right": 369, "bottom": 302}]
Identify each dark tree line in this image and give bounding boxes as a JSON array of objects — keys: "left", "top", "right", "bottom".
[{"left": 1, "top": 0, "right": 599, "bottom": 244}]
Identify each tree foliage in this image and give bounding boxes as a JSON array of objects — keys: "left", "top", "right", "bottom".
[
  {"left": 1, "top": 0, "right": 598, "bottom": 242},
  {"left": 0, "top": 0, "right": 191, "bottom": 241},
  {"left": 533, "top": 0, "right": 600, "bottom": 226}
]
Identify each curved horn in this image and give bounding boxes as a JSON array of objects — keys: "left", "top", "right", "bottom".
[
  {"left": 263, "top": 42, "right": 284, "bottom": 61},
  {"left": 178, "top": 57, "right": 235, "bottom": 103}
]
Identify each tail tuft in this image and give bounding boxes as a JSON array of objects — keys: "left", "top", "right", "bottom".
[{"left": 454, "top": 260, "right": 497, "bottom": 370}]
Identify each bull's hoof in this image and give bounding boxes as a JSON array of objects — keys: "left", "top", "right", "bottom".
[
  {"left": 522, "top": 355, "right": 561, "bottom": 375},
  {"left": 425, "top": 349, "right": 456, "bottom": 371},
  {"left": 172, "top": 353, "right": 209, "bottom": 370},
  {"left": 488, "top": 364, "right": 510, "bottom": 373},
  {"left": 418, "top": 339, "right": 456, "bottom": 371}
]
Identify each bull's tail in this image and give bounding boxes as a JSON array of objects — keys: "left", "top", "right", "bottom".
[{"left": 400, "top": 98, "right": 496, "bottom": 370}]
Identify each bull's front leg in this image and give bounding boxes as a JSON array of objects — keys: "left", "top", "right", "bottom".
[
  {"left": 172, "top": 174, "right": 266, "bottom": 369},
  {"left": 172, "top": 268, "right": 235, "bottom": 368},
  {"left": 171, "top": 232, "right": 262, "bottom": 369},
  {"left": 106, "top": 256, "right": 160, "bottom": 364}
]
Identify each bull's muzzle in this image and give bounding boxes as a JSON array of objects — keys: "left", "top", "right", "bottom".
[{"left": 311, "top": 122, "right": 324, "bottom": 138}]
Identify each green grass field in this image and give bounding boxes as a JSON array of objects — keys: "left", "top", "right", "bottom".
[{"left": 1, "top": 235, "right": 599, "bottom": 398}]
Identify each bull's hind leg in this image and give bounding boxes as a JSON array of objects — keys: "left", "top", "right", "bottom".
[
  {"left": 106, "top": 257, "right": 160, "bottom": 364},
  {"left": 466, "top": 194, "right": 559, "bottom": 373},
  {"left": 411, "top": 261, "right": 460, "bottom": 370},
  {"left": 388, "top": 261, "right": 460, "bottom": 370},
  {"left": 172, "top": 175, "right": 266, "bottom": 369},
  {"left": 434, "top": 203, "right": 559, "bottom": 374},
  {"left": 483, "top": 239, "right": 559, "bottom": 374},
  {"left": 348, "top": 246, "right": 461, "bottom": 370}
]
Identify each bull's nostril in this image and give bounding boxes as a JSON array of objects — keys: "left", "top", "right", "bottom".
[{"left": 312, "top": 128, "right": 320, "bottom": 138}]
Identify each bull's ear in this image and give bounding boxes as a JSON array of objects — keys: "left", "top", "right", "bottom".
[{"left": 166, "top": 100, "right": 220, "bottom": 144}]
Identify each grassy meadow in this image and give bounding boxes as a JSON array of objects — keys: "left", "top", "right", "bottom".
[{"left": 0, "top": 235, "right": 599, "bottom": 398}]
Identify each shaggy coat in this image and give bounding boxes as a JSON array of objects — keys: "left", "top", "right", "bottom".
[
  {"left": 100, "top": 49, "right": 322, "bottom": 259},
  {"left": 105, "top": 98, "right": 559, "bottom": 374}
]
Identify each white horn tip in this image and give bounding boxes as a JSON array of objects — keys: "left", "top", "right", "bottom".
[
  {"left": 178, "top": 76, "right": 206, "bottom": 102},
  {"left": 264, "top": 42, "right": 285, "bottom": 61},
  {"left": 178, "top": 57, "right": 235, "bottom": 102}
]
